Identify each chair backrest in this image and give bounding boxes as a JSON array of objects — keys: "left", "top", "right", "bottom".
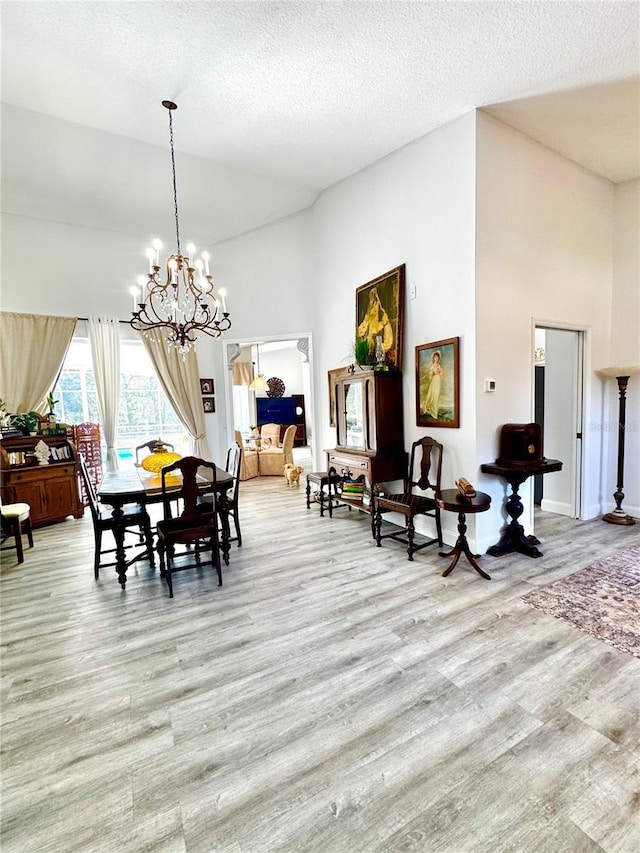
[
  {"left": 79, "top": 453, "right": 101, "bottom": 524},
  {"left": 225, "top": 441, "right": 242, "bottom": 507},
  {"left": 281, "top": 424, "right": 297, "bottom": 464},
  {"left": 161, "top": 456, "right": 217, "bottom": 520},
  {"left": 234, "top": 429, "right": 246, "bottom": 450},
  {"left": 260, "top": 423, "right": 281, "bottom": 447},
  {"left": 136, "top": 438, "right": 175, "bottom": 465},
  {"left": 408, "top": 437, "right": 443, "bottom": 497}
]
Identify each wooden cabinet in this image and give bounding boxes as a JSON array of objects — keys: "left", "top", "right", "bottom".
[
  {"left": 0, "top": 435, "right": 83, "bottom": 527},
  {"left": 328, "top": 367, "right": 406, "bottom": 495}
]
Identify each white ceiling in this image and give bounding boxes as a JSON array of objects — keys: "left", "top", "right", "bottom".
[{"left": 2, "top": 1, "right": 638, "bottom": 244}]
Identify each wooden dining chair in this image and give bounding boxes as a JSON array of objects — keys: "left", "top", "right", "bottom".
[
  {"left": 156, "top": 456, "right": 222, "bottom": 598},
  {"left": 198, "top": 441, "right": 243, "bottom": 547},
  {"left": 373, "top": 436, "right": 444, "bottom": 561},
  {"left": 79, "top": 454, "right": 155, "bottom": 579}
]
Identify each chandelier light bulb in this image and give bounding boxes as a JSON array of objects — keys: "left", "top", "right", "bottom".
[
  {"left": 186, "top": 243, "right": 196, "bottom": 266},
  {"left": 218, "top": 287, "right": 227, "bottom": 313},
  {"left": 201, "top": 251, "right": 210, "bottom": 275}
]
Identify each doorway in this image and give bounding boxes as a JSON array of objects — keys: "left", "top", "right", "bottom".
[
  {"left": 533, "top": 325, "right": 585, "bottom": 518},
  {"left": 223, "top": 334, "right": 317, "bottom": 470}
]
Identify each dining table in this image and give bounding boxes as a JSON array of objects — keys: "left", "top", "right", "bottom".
[{"left": 98, "top": 464, "right": 234, "bottom": 589}]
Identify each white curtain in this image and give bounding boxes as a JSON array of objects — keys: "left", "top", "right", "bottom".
[
  {"left": 141, "top": 330, "right": 212, "bottom": 460},
  {"left": 232, "top": 362, "right": 253, "bottom": 385},
  {"left": 0, "top": 311, "right": 77, "bottom": 412},
  {"left": 88, "top": 316, "right": 120, "bottom": 472}
]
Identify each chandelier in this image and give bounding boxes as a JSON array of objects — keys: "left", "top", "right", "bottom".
[
  {"left": 129, "top": 100, "right": 231, "bottom": 353},
  {"left": 249, "top": 342, "right": 267, "bottom": 391}
]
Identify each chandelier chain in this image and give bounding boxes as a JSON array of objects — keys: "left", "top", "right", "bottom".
[{"left": 168, "top": 108, "right": 181, "bottom": 255}]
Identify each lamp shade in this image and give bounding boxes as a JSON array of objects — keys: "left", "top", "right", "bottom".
[
  {"left": 141, "top": 450, "right": 182, "bottom": 473},
  {"left": 597, "top": 366, "right": 640, "bottom": 379}
]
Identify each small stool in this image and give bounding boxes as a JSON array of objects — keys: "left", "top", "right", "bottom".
[
  {"left": 306, "top": 469, "right": 343, "bottom": 518},
  {"left": 436, "top": 489, "right": 491, "bottom": 579},
  {"left": 1, "top": 502, "right": 34, "bottom": 564}
]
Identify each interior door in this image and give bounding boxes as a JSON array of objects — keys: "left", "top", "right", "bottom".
[{"left": 534, "top": 327, "right": 584, "bottom": 518}]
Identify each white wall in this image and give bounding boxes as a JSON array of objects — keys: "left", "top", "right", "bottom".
[
  {"left": 475, "top": 112, "right": 615, "bottom": 543},
  {"left": 309, "top": 113, "right": 478, "bottom": 543},
  {"left": 606, "top": 178, "right": 640, "bottom": 517}
]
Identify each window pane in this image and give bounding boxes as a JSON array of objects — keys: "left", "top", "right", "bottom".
[{"left": 53, "top": 336, "right": 188, "bottom": 467}]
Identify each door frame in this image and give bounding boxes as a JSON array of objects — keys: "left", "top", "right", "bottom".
[
  {"left": 223, "top": 332, "right": 317, "bottom": 470},
  {"left": 531, "top": 319, "right": 588, "bottom": 520}
]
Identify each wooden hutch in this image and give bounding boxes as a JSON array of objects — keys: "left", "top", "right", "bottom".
[
  {"left": 327, "top": 366, "right": 406, "bottom": 507},
  {"left": 0, "top": 434, "right": 84, "bottom": 527}
]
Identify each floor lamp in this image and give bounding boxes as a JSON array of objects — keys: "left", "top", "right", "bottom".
[{"left": 598, "top": 366, "right": 640, "bottom": 525}]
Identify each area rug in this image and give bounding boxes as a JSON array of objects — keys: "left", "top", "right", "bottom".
[{"left": 522, "top": 546, "right": 640, "bottom": 659}]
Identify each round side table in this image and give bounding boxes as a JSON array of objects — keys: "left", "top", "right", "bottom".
[{"left": 436, "top": 489, "right": 492, "bottom": 579}]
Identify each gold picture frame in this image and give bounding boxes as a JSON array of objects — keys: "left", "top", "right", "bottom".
[
  {"left": 416, "top": 337, "right": 460, "bottom": 428},
  {"left": 355, "top": 265, "right": 405, "bottom": 370}
]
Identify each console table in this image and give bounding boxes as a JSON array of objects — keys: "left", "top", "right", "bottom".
[{"left": 480, "top": 459, "right": 562, "bottom": 558}]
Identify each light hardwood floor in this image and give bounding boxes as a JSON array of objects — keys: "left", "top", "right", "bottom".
[{"left": 2, "top": 475, "right": 639, "bottom": 853}]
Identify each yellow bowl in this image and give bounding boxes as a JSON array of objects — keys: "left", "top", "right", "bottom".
[{"left": 140, "top": 451, "right": 182, "bottom": 474}]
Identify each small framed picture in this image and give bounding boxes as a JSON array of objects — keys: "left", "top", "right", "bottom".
[
  {"left": 200, "top": 378, "right": 214, "bottom": 395},
  {"left": 202, "top": 397, "right": 215, "bottom": 413}
]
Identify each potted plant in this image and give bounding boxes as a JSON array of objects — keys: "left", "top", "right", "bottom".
[
  {"left": 46, "top": 391, "right": 59, "bottom": 423},
  {"left": 10, "top": 411, "right": 40, "bottom": 435}
]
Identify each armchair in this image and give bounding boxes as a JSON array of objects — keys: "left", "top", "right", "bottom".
[
  {"left": 260, "top": 423, "right": 281, "bottom": 448},
  {"left": 235, "top": 430, "right": 259, "bottom": 480},
  {"left": 258, "top": 424, "right": 296, "bottom": 476}
]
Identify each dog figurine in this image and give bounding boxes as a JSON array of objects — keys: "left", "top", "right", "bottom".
[{"left": 284, "top": 464, "right": 304, "bottom": 486}]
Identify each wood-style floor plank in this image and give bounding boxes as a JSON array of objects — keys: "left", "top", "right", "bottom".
[{"left": 2, "top": 474, "right": 639, "bottom": 852}]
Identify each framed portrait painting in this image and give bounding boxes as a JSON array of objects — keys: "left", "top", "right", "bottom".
[
  {"left": 355, "top": 265, "right": 405, "bottom": 370},
  {"left": 202, "top": 397, "right": 215, "bottom": 413},
  {"left": 416, "top": 337, "right": 460, "bottom": 428},
  {"left": 200, "top": 378, "right": 214, "bottom": 395}
]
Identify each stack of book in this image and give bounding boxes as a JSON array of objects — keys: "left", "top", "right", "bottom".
[{"left": 342, "top": 480, "right": 365, "bottom": 500}]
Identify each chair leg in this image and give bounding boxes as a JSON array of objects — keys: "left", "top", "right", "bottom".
[
  {"left": 374, "top": 506, "right": 382, "bottom": 547},
  {"left": 406, "top": 517, "right": 416, "bottom": 561},
  {"left": 435, "top": 506, "right": 443, "bottom": 547},
  {"left": 142, "top": 514, "right": 155, "bottom": 568},
  {"left": 233, "top": 512, "right": 242, "bottom": 547},
  {"left": 94, "top": 529, "right": 102, "bottom": 579},
  {"left": 212, "top": 536, "right": 222, "bottom": 586},
  {"left": 24, "top": 516, "right": 34, "bottom": 549},
  {"left": 10, "top": 518, "right": 24, "bottom": 564}
]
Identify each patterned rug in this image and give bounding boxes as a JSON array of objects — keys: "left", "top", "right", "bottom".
[{"left": 522, "top": 546, "right": 640, "bottom": 659}]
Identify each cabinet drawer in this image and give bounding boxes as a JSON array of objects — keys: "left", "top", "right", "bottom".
[{"left": 327, "top": 452, "right": 371, "bottom": 477}]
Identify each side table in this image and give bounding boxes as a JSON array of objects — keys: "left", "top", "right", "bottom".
[
  {"left": 436, "top": 489, "right": 492, "bottom": 579},
  {"left": 480, "top": 459, "right": 562, "bottom": 558}
]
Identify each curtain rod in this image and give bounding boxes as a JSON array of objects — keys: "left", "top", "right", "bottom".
[{"left": 77, "top": 317, "right": 132, "bottom": 325}]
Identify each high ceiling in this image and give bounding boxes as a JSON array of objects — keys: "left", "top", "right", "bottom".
[{"left": 2, "top": 1, "right": 638, "bottom": 245}]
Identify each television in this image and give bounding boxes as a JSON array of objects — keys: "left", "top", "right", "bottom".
[{"left": 256, "top": 396, "right": 297, "bottom": 426}]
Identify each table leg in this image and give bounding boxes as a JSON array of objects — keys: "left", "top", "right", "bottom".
[
  {"left": 486, "top": 481, "right": 542, "bottom": 558},
  {"left": 439, "top": 512, "right": 491, "bottom": 580},
  {"left": 110, "top": 503, "right": 129, "bottom": 589},
  {"left": 218, "top": 492, "right": 231, "bottom": 566}
]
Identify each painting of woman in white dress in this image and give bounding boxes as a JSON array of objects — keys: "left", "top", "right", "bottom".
[{"left": 416, "top": 337, "right": 460, "bottom": 428}]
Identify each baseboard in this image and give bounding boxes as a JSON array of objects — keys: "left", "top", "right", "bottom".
[{"left": 540, "top": 498, "right": 572, "bottom": 516}]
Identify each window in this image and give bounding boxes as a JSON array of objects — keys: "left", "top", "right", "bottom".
[{"left": 54, "top": 337, "right": 188, "bottom": 466}]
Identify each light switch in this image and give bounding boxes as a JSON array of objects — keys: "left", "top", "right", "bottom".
[{"left": 484, "top": 378, "right": 496, "bottom": 392}]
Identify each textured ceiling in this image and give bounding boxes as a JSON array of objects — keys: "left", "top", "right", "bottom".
[{"left": 1, "top": 1, "right": 638, "bottom": 243}]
